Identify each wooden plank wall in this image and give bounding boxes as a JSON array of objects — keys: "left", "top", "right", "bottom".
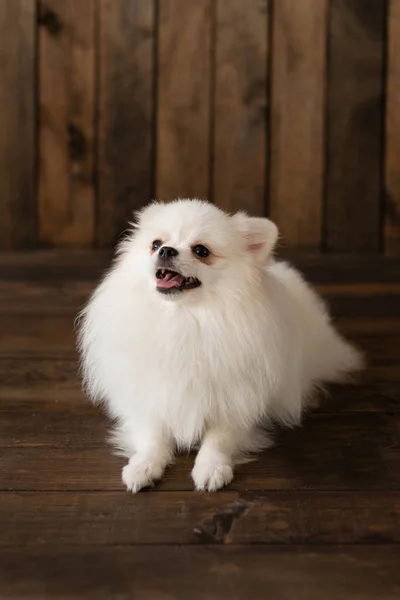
[{"left": 0, "top": 0, "right": 398, "bottom": 254}]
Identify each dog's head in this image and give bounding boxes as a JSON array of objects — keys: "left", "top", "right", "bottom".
[{"left": 119, "top": 199, "right": 278, "bottom": 302}]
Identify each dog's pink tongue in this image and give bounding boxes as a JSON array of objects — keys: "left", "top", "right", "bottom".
[{"left": 157, "top": 273, "right": 184, "bottom": 289}]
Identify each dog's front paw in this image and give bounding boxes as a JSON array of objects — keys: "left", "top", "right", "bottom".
[
  {"left": 192, "top": 460, "right": 233, "bottom": 492},
  {"left": 122, "top": 456, "right": 164, "bottom": 493}
]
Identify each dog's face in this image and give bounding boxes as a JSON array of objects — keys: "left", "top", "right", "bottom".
[{"left": 120, "top": 200, "right": 278, "bottom": 302}]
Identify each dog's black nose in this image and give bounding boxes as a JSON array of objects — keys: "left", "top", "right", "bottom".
[{"left": 159, "top": 246, "right": 178, "bottom": 259}]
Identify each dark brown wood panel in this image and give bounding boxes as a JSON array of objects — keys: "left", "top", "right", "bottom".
[
  {"left": 3, "top": 277, "right": 400, "bottom": 317},
  {"left": 0, "top": 279, "right": 95, "bottom": 313},
  {"left": 340, "top": 319, "right": 400, "bottom": 337},
  {"left": 326, "top": 0, "right": 386, "bottom": 252},
  {"left": 0, "top": 0, "right": 35, "bottom": 249},
  {"left": 355, "top": 334, "right": 400, "bottom": 362},
  {"left": 1, "top": 447, "right": 123, "bottom": 491},
  {"left": 1, "top": 375, "right": 400, "bottom": 414},
  {"left": 0, "top": 250, "right": 111, "bottom": 280},
  {"left": 213, "top": 0, "right": 268, "bottom": 216},
  {"left": 364, "top": 365, "right": 400, "bottom": 384},
  {"left": 0, "top": 405, "right": 104, "bottom": 448},
  {"left": 38, "top": 0, "right": 96, "bottom": 247},
  {"left": 324, "top": 382, "right": 400, "bottom": 413},
  {"left": 316, "top": 282, "right": 400, "bottom": 295},
  {"left": 270, "top": 0, "right": 327, "bottom": 249},
  {"left": 0, "top": 387, "right": 83, "bottom": 407},
  {"left": 2, "top": 410, "right": 399, "bottom": 491},
  {"left": 322, "top": 294, "right": 400, "bottom": 317},
  {"left": 1, "top": 251, "right": 399, "bottom": 284},
  {"left": 1, "top": 546, "right": 399, "bottom": 600},
  {"left": 0, "top": 2, "right": 396, "bottom": 254},
  {"left": 0, "top": 252, "right": 399, "bottom": 598},
  {"left": 385, "top": 0, "right": 400, "bottom": 256},
  {"left": 0, "top": 314, "right": 76, "bottom": 357},
  {"left": 0, "top": 357, "right": 79, "bottom": 388},
  {"left": 156, "top": 0, "right": 211, "bottom": 200},
  {"left": 1, "top": 490, "right": 399, "bottom": 545},
  {"left": 97, "top": 0, "right": 155, "bottom": 246},
  {"left": 278, "top": 252, "right": 400, "bottom": 283}
]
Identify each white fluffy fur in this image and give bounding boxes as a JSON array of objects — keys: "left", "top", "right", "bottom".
[{"left": 78, "top": 199, "right": 363, "bottom": 492}]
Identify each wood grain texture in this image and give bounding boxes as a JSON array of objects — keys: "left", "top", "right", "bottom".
[
  {"left": 385, "top": 0, "right": 400, "bottom": 255},
  {"left": 38, "top": 0, "right": 96, "bottom": 247},
  {"left": 0, "top": 358, "right": 79, "bottom": 387},
  {"left": 1, "top": 447, "right": 123, "bottom": 491},
  {"left": 0, "top": 0, "right": 36, "bottom": 249},
  {"left": 2, "top": 411, "right": 400, "bottom": 490},
  {"left": 1, "top": 546, "right": 399, "bottom": 600},
  {"left": 1, "top": 253, "right": 400, "bottom": 599},
  {"left": 1, "top": 366, "right": 399, "bottom": 413},
  {"left": 1, "top": 491, "right": 399, "bottom": 545},
  {"left": 213, "top": 0, "right": 268, "bottom": 216},
  {"left": 270, "top": 0, "right": 327, "bottom": 248},
  {"left": 0, "top": 250, "right": 111, "bottom": 280},
  {"left": 156, "top": 0, "right": 211, "bottom": 200},
  {"left": 1, "top": 251, "right": 399, "bottom": 283},
  {"left": 326, "top": 0, "right": 386, "bottom": 252},
  {"left": 0, "top": 314, "right": 76, "bottom": 357},
  {"left": 1, "top": 252, "right": 400, "bottom": 306},
  {"left": 1, "top": 404, "right": 104, "bottom": 448},
  {"left": 0, "top": 279, "right": 95, "bottom": 313},
  {"left": 97, "top": 0, "right": 155, "bottom": 246},
  {"left": 3, "top": 276, "right": 400, "bottom": 316},
  {"left": 37, "top": 1, "right": 95, "bottom": 246},
  {"left": 278, "top": 252, "right": 400, "bottom": 283}
]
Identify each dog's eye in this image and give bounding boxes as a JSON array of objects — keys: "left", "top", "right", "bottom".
[
  {"left": 192, "top": 244, "right": 210, "bottom": 259},
  {"left": 152, "top": 240, "right": 162, "bottom": 251}
]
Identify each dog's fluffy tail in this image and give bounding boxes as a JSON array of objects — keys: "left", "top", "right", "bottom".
[{"left": 317, "top": 328, "right": 364, "bottom": 384}]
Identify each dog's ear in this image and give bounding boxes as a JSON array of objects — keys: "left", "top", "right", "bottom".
[{"left": 233, "top": 212, "right": 278, "bottom": 262}]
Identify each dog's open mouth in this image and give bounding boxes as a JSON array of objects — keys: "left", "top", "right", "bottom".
[{"left": 156, "top": 268, "right": 201, "bottom": 293}]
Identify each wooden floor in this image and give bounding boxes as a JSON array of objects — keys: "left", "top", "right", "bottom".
[{"left": 1, "top": 252, "right": 400, "bottom": 599}]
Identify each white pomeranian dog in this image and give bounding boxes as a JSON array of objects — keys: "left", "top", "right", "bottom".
[{"left": 78, "top": 199, "right": 363, "bottom": 492}]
